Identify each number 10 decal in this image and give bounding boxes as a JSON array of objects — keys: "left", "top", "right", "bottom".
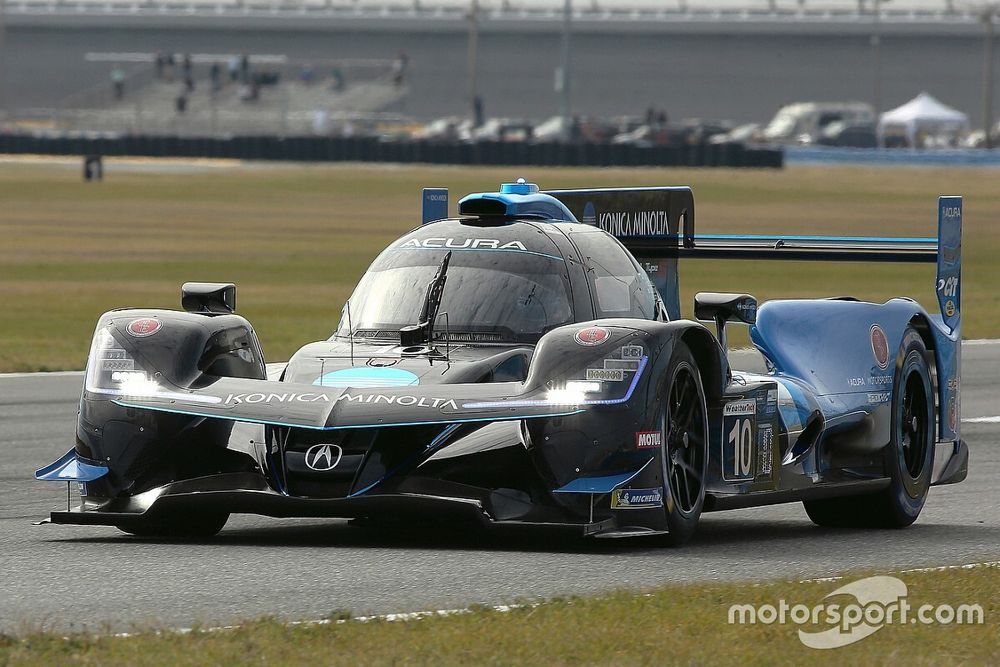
[{"left": 723, "top": 399, "right": 756, "bottom": 481}]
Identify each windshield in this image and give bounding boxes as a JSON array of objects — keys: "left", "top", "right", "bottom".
[{"left": 337, "top": 239, "right": 573, "bottom": 344}]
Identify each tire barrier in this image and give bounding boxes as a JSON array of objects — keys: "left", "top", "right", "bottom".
[{"left": 0, "top": 133, "right": 783, "bottom": 168}]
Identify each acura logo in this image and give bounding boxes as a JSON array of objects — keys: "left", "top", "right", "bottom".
[{"left": 304, "top": 444, "right": 343, "bottom": 471}]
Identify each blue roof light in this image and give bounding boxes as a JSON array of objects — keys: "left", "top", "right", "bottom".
[{"left": 500, "top": 178, "right": 539, "bottom": 195}]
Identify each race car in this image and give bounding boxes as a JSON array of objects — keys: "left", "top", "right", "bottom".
[{"left": 35, "top": 180, "right": 967, "bottom": 545}]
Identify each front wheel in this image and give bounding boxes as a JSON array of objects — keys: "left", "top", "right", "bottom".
[
  {"left": 804, "top": 327, "right": 935, "bottom": 528},
  {"left": 658, "top": 343, "right": 709, "bottom": 546},
  {"left": 117, "top": 510, "right": 230, "bottom": 539}
]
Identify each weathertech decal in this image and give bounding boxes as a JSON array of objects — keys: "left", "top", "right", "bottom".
[
  {"left": 126, "top": 318, "right": 161, "bottom": 337},
  {"left": 635, "top": 431, "right": 662, "bottom": 449},
  {"left": 575, "top": 326, "right": 611, "bottom": 346},
  {"left": 723, "top": 399, "right": 756, "bottom": 416},
  {"left": 870, "top": 324, "right": 890, "bottom": 370},
  {"left": 611, "top": 487, "right": 663, "bottom": 509}
]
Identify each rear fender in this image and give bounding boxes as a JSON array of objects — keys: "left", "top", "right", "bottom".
[{"left": 750, "top": 298, "right": 956, "bottom": 454}]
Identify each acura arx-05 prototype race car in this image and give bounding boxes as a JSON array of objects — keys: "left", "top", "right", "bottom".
[{"left": 36, "top": 180, "right": 967, "bottom": 545}]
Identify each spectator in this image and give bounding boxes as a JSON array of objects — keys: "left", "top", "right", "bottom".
[
  {"left": 473, "top": 95, "right": 484, "bottom": 127},
  {"left": 111, "top": 65, "right": 126, "bottom": 101},
  {"left": 165, "top": 52, "right": 176, "bottom": 82},
  {"left": 392, "top": 51, "right": 408, "bottom": 87},
  {"left": 210, "top": 62, "right": 222, "bottom": 92},
  {"left": 240, "top": 54, "right": 250, "bottom": 84},
  {"left": 227, "top": 55, "right": 240, "bottom": 83},
  {"left": 330, "top": 67, "right": 345, "bottom": 92},
  {"left": 154, "top": 52, "right": 165, "bottom": 79},
  {"left": 300, "top": 63, "right": 315, "bottom": 85}
]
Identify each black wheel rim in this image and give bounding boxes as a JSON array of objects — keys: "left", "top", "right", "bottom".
[
  {"left": 664, "top": 365, "right": 706, "bottom": 515},
  {"left": 899, "top": 370, "right": 929, "bottom": 479}
]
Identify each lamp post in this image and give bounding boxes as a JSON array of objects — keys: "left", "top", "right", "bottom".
[
  {"left": 872, "top": 0, "right": 883, "bottom": 117},
  {"left": 558, "top": 0, "right": 572, "bottom": 141},
  {"left": 0, "top": 0, "right": 6, "bottom": 122},
  {"left": 984, "top": 4, "right": 996, "bottom": 149},
  {"left": 467, "top": 0, "right": 480, "bottom": 125}
]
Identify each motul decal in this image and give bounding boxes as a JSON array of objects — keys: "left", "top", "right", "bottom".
[{"left": 635, "top": 431, "right": 662, "bottom": 449}]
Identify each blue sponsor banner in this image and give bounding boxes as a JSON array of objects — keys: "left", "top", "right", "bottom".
[
  {"left": 936, "top": 196, "right": 962, "bottom": 333},
  {"left": 787, "top": 146, "right": 1000, "bottom": 167},
  {"left": 422, "top": 188, "right": 449, "bottom": 224}
]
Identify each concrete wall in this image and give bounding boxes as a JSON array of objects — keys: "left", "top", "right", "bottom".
[{"left": 1, "top": 25, "right": 995, "bottom": 127}]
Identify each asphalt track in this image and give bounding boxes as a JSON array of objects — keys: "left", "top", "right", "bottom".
[{"left": 1, "top": 344, "right": 998, "bottom": 633}]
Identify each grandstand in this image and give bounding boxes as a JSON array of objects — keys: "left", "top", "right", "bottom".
[
  {"left": 2, "top": 0, "right": 992, "bottom": 34},
  {"left": 18, "top": 56, "right": 410, "bottom": 135},
  {"left": 1, "top": 0, "right": 995, "bottom": 131}
]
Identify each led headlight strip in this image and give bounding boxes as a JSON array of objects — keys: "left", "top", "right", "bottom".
[{"left": 461, "top": 355, "right": 648, "bottom": 409}]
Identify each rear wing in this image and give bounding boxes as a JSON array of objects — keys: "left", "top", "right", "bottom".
[{"left": 545, "top": 187, "right": 962, "bottom": 334}]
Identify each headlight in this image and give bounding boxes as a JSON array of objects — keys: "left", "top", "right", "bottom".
[
  {"left": 83, "top": 323, "right": 219, "bottom": 403},
  {"left": 84, "top": 327, "right": 153, "bottom": 397}
]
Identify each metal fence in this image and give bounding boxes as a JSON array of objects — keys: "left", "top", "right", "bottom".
[
  {"left": 0, "top": 132, "right": 785, "bottom": 168},
  {"left": 0, "top": 0, "right": 981, "bottom": 20}
]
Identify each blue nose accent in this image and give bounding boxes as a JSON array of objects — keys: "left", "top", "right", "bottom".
[{"left": 313, "top": 367, "right": 420, "bottom": 388}]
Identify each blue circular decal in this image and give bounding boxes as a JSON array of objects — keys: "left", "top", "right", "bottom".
[{"left": 313, "top": 367, "right": 420, "bottom": 388}]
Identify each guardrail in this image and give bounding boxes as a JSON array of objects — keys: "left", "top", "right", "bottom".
[
  {"left": 0, "top": 0, "right": 979, "bottom": 23},
  {"left": 0, "top": 132, "right": 784, "bottom": 168}
]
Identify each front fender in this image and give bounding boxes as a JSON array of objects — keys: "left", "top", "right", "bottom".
[{"left": 524, "top": 319, "right": 722, "bottom": 505}]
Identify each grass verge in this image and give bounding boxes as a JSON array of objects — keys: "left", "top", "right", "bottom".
[
  {"left": 2, "top": 564, "right": 997, "bottom": 666},
  {"left": 1, "top": 161, "right": 997, "bottom": 371}
]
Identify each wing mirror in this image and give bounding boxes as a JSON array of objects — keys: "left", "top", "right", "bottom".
[
  {"left": 182, "top": 282, "right": 236, "bottom": 314},
  {"left": 694, "top": 292, "right": 757, "bottom": 351}
]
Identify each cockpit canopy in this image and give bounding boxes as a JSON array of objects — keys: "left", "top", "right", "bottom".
[
  {"left": 337, "top": 215, "right": 661, "bottom": 345},
  {"left": 337, "top": 219, "right": 574, "bottom": 344}
]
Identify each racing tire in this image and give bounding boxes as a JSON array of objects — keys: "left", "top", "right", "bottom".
[
  {"left": 658, "top": 342, "right": 709, "bottom": 546},
  {"left": 116, "top": 511, "right": 230, "bottom": 539},
  {"left": 803, "top": 328, "right": 935, "bottom": 529}
]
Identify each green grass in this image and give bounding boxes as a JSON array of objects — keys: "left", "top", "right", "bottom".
[
  {"left": 1, "top": 161, "right": 997, "bottom": 371},
  {"left": 2, "top": 565, "right": 997, "bottom": 666}
]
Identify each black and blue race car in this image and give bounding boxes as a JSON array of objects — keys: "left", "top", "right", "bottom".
[{"left": 36, "top": 180, "right": 967, "bottom": 545}]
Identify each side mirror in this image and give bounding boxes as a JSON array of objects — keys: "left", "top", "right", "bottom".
[
  {"left": 694, "top": 292, "right": 757, "bottom": 351},
  {"left": 182, "top": 282, "right": 236, "bottom": 314},
  {"left": 694, "top": 292, "right": 757, "bottom": 325}
]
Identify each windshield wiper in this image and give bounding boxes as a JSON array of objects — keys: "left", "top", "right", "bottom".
[{"left": 400, "top": 250, "right": 452, "bottom": 348}]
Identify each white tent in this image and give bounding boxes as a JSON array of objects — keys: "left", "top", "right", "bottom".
[{"left": 877, "top": 92, "right": 970, "bottom": 148}]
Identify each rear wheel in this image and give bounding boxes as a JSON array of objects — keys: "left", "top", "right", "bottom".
[
  {"left": 804, "top": 328, "right": 935, "bottom": 528},
  {"left": 658, "top": 343, "right": 708, "bottom": 546},
  {"left": 117, "top": 511, "right": 230, "bottom": 539}
]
